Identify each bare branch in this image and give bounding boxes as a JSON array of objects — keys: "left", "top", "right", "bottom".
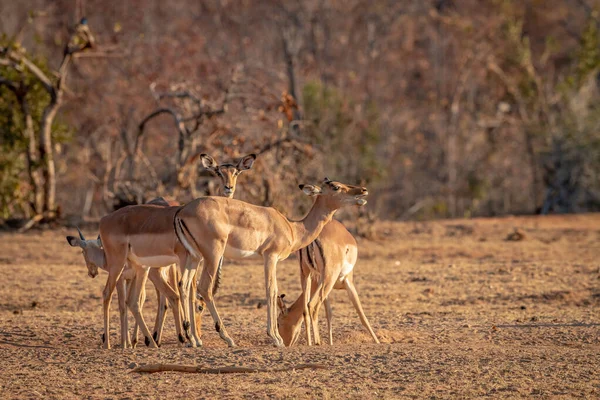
[
  {"left": 255, "top": 136, "right": 315, "bottom": 157},
  {"left": 136, "top": 107, "right": 188, "bottom": 159},
  {"left": 1, "top": 49, "right": 54, "bottom": 93}
]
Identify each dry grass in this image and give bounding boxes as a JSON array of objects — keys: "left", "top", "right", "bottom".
[{"left": 0, "top": 214, "right": 599, "bottom": 399}]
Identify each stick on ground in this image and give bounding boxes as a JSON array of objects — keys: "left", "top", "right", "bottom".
[{"left": 131, "top": 363, "right": 328, "bottom": 374}]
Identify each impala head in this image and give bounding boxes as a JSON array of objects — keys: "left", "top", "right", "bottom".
[
  {"left": 276, "top": 294, "right": 302, "bottom": 346},
  {"left": 299, "top": 177, "right": 369, "bottom": 208},
  {"left": 66, "top": 227, "right": 104, "bottom": 278},
  {"left": 201, "top": 153, "right": 257, "bottom": 198}
]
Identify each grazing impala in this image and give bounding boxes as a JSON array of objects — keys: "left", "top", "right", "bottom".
[
  {"left": 276, "top": 219, "right": 380, "bottom": 346},
  {"left": 174, "top": 178, "right": 368, "bottom": 347},
  {"left": 66, "top": 153, "right": 256, "bottom": 349}
]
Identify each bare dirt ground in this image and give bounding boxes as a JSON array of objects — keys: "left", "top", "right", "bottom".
[{"left": 0, "top": 214, "right": 599, "bottom": 399}]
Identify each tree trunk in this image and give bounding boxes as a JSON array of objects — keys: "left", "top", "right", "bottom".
[
  {"left": 39, "top": 103, "right": 58, "bottom": 213},
  {"left": 19, "top": 97, "right": 45, "bottom": 214},
  {"left": 281, "top": 27, "right": 302, "bottom": 126},
  {"left": 39, "top": 55, "right": 71, "bottom": 213},
  {"left": 523, "top": 128, "right": 540, "bottom": 211}
]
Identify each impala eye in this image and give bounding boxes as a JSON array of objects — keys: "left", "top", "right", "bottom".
[{"left": 333, "top": 185, "right": 340, "bottom": 191}]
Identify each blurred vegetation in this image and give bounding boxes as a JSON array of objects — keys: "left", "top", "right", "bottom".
[
  {"left": 0, "top": 0, "right": 599, "bottom": 223},
  {"left": 0, "top": 37, "right": 73, "bottom": 218},
  {"left": 303, "top": 81, "right": 382, "bottom": 185}
]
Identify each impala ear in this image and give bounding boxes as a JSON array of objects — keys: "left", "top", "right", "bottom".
[
  {"left": 299, "top": 184, "right": 322, "bottom": 196},
  {"left": 66, "top": 236, "right": 85, "bottom": 248},
  {"left": 200, "top": 154, "right": 218, "bottom": 171},
  {"left": 237, "top": 154, "right": 256, "bottom": 171}
]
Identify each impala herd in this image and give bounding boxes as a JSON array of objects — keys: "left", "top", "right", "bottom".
[{"left": 66, "top": 153, "right": 379, "bottom": 349}]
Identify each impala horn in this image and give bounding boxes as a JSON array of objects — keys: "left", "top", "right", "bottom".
[{"left": 76, "top": 226, "right": 86, "bottom": 241}]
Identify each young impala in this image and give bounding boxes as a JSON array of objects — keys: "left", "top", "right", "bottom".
[
  {"left": 276, "top": 219, "right": 380, "bottom": 346},
  {"left": 66, "top": 153, "right": 256, "bottom": 349},
  {"left": 174, "top": 178, "right": 369, "bottom": 347}
]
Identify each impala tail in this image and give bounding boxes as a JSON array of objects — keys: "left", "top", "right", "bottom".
[
  {"left": 173, "top": 208, "right": 223, "bottom": 295},
  {"left": 173, "top": 208, "right": 202, "bottom": 259}
]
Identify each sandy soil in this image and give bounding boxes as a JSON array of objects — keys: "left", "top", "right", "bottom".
[{"left": 0, "top": 214, "right": 599, "bottom": 399}]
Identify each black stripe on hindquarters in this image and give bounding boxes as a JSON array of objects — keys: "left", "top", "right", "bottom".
[
  {"left": 180, "top": 219, "right": 203, "bottom": 257},
  {"left": 212, "top": 256, "right": 223, "bottom": 296},
  {"left": 305, "top": 245, "right": 314, "bottom": 269},
  {"left": 314, "top": 238, "right": 326, "bottom": 268}
]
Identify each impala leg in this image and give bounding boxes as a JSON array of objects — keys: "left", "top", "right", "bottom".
[
  {"left": 324, "top": 298, "right": 333, "bottom": 345},
  {"left": 116, "top": 276, "right": 131, "bottom": 349},
  {"left": 101, "top": 242, "right": 128, "bottom": 350},
  {"left": 126, "top": 277, "right": 139, "bottom": 348},
  {"left": 148, "top": 268, "right": 169, "bottom": 346},
  {"left": 171, "top": 265, "right": 188, "bottom": 344},
  {"left": 309, "top": 277, "right": 336, "bottom": 346},
  {"left": 187, "top": 266, "right": 202, "bottom": 347},
  {"left": 127, "top": 267, "right": 158, "bottom": 348},
  {"left": 264, "top": 255, "right": 284, "bottom": 347},
  {"left": 149, "top": 267, "right": 186, "bottom": 346},
  {"left": 137, "top": 274, "right": 147, "bottom": 345},
  {"left": 101, "top": 274, "right": 118, "bottom": 350},
  {"left": 307, "top": 281, "right": 324, "bottom": 345},
  {"left": 101, "top": 270, "right": 122, "bottom": 350},
  {"left": 344, "top": 276, "right": 379, "bottom": 344},
  {"left": 178, "top": 257, "right": 200, "bottom": 346},
  {"left": 301, "top": 273, "right": 313, "bottom": 346},
  {"left": 178, "top": 264, "right": 193, "bottom": 340},
  {"left": 199, "top": 252, "right": 235, "bottom": 347}
]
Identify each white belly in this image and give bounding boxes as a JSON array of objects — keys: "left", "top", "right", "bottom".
[
  {"left": 223, "top": 245, "right": 262, "bottom": 260},
  {"left": 128, "top": 251, "right": 178, "bottom": 268}
]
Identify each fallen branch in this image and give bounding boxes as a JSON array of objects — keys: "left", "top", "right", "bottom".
[
  {"left": 16, "top": 214, "right": 44, "bottom": 233},
  {"left": 131, "top": 363, "right": 327, "bottom": 374}
]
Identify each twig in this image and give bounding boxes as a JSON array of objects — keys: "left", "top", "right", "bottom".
[
  {"left": 0, "top": 340, "right": 56, "bottom": 349},
  {"left": 256, "top": 136, "right": 314, "bottom": 156},
  {"left": 131, "top": 363, "right": 328, "bottom": 374},
  {"left": 16, "top": 214, "right": 44, "bottom": 233}
]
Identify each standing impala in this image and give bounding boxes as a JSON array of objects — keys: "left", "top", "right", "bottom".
[
  {"left": 66, "top": 153, "right": 256, "bottom": 349},
  {"left": 174, "top": 178, "right": 369, "bottom": 347},
  {"left": 276, "top": 219, "right": 380, "bottom": 346}
]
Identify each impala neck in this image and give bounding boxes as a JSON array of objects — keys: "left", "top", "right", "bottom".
[
  {"left": 289, "top": 196, "right": 337, "bottom": 252},
  {"left": 88, "top": 245, "right": 107, "bottom": 271}
]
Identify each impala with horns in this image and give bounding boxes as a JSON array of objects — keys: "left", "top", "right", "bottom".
[
  {"left": 277, "top": 219, "right": 380, "bottom": 346},
  {"left": 66, "top": 154, "right": 256, "bottom": 349},
  {"left": 174, "top": 177, "right": 369, "bottom": 347}
]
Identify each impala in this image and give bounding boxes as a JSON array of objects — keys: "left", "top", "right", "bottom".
[
  {"left": 66, "top": 223, "right": 186, "bottom": 348},
  {"left": 174, "top": 178, "right": 368, "bottom": 347},
  {"left": 276, "top": 219, "right": 380, "bottom": 346},
  {"left": 66, "top": 153, "right": 256, "bottom": 349}
]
